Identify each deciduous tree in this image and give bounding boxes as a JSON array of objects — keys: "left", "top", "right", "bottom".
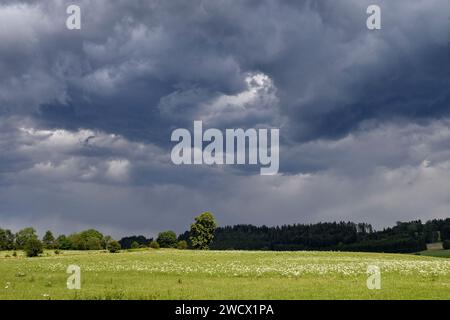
[{"left": 190, "top": 212, "right": 217, "bottom": 250}]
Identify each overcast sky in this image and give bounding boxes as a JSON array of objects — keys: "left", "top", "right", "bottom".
[{"left": 0, "top": 0, "right": 450, "bottom": 238}]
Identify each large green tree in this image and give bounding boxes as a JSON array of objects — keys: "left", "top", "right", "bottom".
[
  {"left": 86, "top": 237, "right": 102, "bottom": 250},
  {"left": 68, "top": 233, "right": 85, "bottom": 250},
  {"left": 190, "top": 212, "right": 217, "bottom": 250},
  {"left": 0, "top": 228, "right": 15, "bottom": 250},
  {"left": 42, "top": 230, "right": 55, "bottom": 249},
  {"left": 79, "top": 229, "right": 104, "bottom": 242},
  {"left": 56, "top": 235, "right": 72, "bottom": 250},
  {"left": 67, "top": 229, "right": 104, "bottom": 250},
  {"left": 156, "top": 231, "right": 177, "bottom": 248},
  {"left": 15, "top": 227, "right": 38, "bottom": 249}
]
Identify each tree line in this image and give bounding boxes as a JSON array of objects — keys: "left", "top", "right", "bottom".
[
  {"left": 202, "top": 219, "right": 450, "bottom": 253},
  {"left": 0, "top": 212, "right": 217, "bottom": 256},
  {"left": 1, "top": 213, "right": 450, "bottom": 256},
  {"left": 126, "top": 218, "right": 450, "bottom": 253}
]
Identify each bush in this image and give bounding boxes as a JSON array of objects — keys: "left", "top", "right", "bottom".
[
  {"left": 177, "top": 240, "right": 188, "bottom": 250},
  {"left": 156, "top": 231, "right": 177, "bottom": 248},
  {"left": 443, "top": 240, "right": 450, "bottom": 250},
  {"left": 131, "top": 241, "right": 140, "bottom": 249},
  {"left": 119, "top": 235, "right": 150, "bottom": 249},
  {"left": 55, "top": 235, "right": 72, "bottom": 250},
  {"left": 108, "top": 240, "right": 121, "bottom": 253},
  {"left": 86, "top": 237, "right": 102, "bottom": 250},
  {"left": 24, "top": 239, "right": 43, "bottom": 257},
  {"left": 149, "top": 240, "right": 160, "bottom": 249}
]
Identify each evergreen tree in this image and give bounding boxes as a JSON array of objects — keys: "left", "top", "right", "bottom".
[{"left": 42, "top": 230, "right": 55, "bottom": 249}]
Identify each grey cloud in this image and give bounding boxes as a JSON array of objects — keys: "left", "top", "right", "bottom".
[
  {"left": 2, "top": 0, "right": 449, "bottom": 142},
  {"left": 1, "top": 116, "right": 450, "bottom": 237},
  {"left": 1, "top": 0, "right": 450, "bottom": 235}
]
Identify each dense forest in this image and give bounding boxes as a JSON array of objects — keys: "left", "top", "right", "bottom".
[{"left": 179, "top": 219, "right": 450, "bottom": 253}]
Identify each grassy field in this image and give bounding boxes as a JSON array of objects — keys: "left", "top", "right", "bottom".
[
  {"left": 0, "top": 249, "right": 449, "bottom": 300},
  {"left": 417, "top": 249, "right": 450, "bottom": 258}
]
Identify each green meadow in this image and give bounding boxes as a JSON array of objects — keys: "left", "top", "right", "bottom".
[
  {"left": 0, "top": 249, "right": 449, "bottom": 300},
  {"left": 417, "top": 249, "right": 450, "bottom": 259}
]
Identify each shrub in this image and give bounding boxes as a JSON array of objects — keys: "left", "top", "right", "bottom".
[
  {"left": 102, "top": 235, "right": 113, "bottom": 250},
  {"left": 24, "top": 239, "right": 43, "bottom": 257},
  {"left": 86, "top": 237, "right": 102, "bottom": 250},
  {"left": 108, "top": 240, "right": 121, "bottom": 253},
  {"left": 443, "top": 240, "right": 450, "bottom": 250},
  {"left": 131, "top": 241, "right": 140, "bottom": 249},
  {"left": 156, "top": 231, "right": 177, "bottom": 248},
  {"left": 149, "top": 240, "right": 160, "bottom": 249},
  {"left": 177, "top": 240, "right": 188, "bottom": 250},
  {"left": 56, "top": 235, "right": 72, "bottom": 250},
  {"left": 119, "top": 235, "right": 150, "bottom": 249}
]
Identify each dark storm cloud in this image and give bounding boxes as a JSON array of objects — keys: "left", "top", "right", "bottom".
[
  {"left": 1, "top": 0, "right": 450, "bottom": 236},
  {"left": 1, "top": 0, "right": 449, "bottom": 144}
]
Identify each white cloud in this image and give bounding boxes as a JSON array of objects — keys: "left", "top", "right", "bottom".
[{"left": 106, "top": 159, "right": 130, "bottom": 181}]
